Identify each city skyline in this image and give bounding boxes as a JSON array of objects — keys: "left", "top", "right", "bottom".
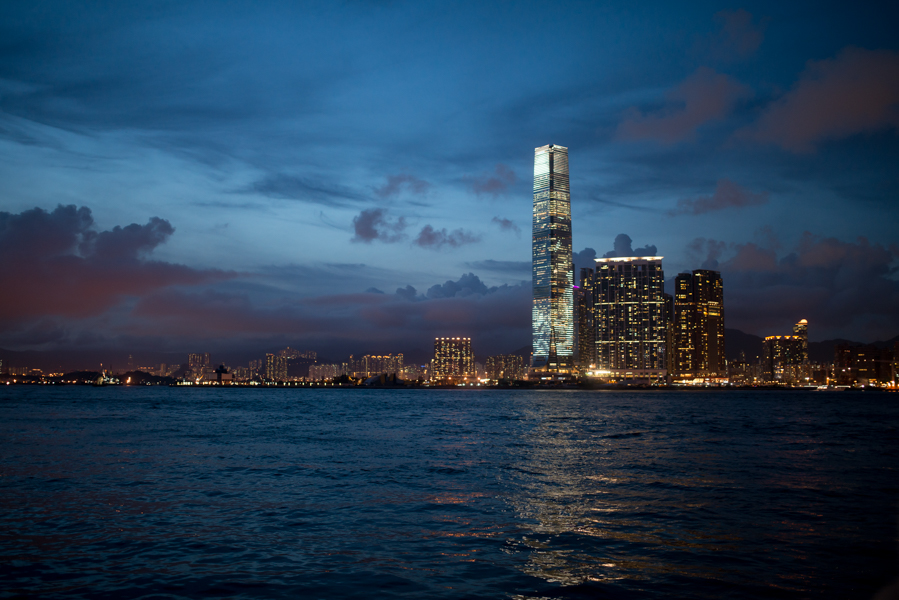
[{"left": 1, "top": 2, "right": 898, "bottom": 365}]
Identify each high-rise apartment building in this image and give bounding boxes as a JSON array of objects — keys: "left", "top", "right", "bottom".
[
  {"left": 279, "top": 347, "right": 317, "bottom": 360},
  {"left": 188, "top": 353, "right": 211, "bottom": 371},
  {"left": 532, "top": 144, "right": 573, "bottom": 373},
  {"left": 793, "top": 319, "right": 808, "bottom": 364},
  {"left": 576, "top": 267, "right": 596, "bottom": 368},
  {"left": 265, "top": 353, "right": 288, "bottom": 381},
  {"left": 672, "top": 270, "right": 725, "bottom": 378},
  {"left": 433, "top": 338, "right": 474, "bottom": 380},
  {"left": 762, "top": 336, "right": 805, "bottom": 383},
  {"left": 358, "top": 354, "right": 404, "bottom": 378},
  {"left": 593, "top": 256, "right": 667, "bottom": 381},
  {"left": 485, "top": 355, "right": 525, "bottom": 381}
]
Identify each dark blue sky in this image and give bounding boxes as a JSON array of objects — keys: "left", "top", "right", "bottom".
[{"left": 1, "top": 1, "right": 897, "bottom": 362}]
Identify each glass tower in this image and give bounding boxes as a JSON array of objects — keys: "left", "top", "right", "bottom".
[{"left": 532, "top": 144, "right": 573, "bottom": 372}]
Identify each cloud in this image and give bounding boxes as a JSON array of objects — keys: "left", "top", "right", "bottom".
[
  {"left": 469, "top": 164, "right": 516, "bottom": 197},
  {"left": 127, "top": 274, "right": 532, "bottom": 359},
  {"left": 741, "top": 47, "right": 899, "bottom": 152},
  {"left": 618, "top": 67, "right": 752, "bottom": 144},
  {"left": 709, "top": 9, "right": 766, "bottom": 59},
  {"left": 395, "top": 285, "right": 418, "bottom": 301},
  {"left": 375, "top": 174, "right": 430, "bottom": 199},
  {"left": 491, "top": 216, "right": 520, "bottom": 235},
  {"left": 464, "top": 260, "right": 530, "bottom": 274},
  {"left": 351, "top": 208, "right": 407, "bottom": 243},
  {"left": 414, "top": 225, "right": 480, "bottom": 250},
  {"left": 684, "top": 231, "right": 899, "bottom": 340},
  {"left": 668, "top": 179, "right": 769, "bottom": 216},
  {"left": 601, "top": 234, "right": 658, "bottom": 258},
  {"left": 242, "top": 174, "right": 367, "bottom": 206},
  {"left": 572, "top": 247, "right": 597, "bottom": 275},
  {"left": 0, "top": 204, "right": 232, "bottom": 321},
  {"left": 687, "top": 237, "right": 729, "bottom": 269},
  {"left": 425, "top": 273, "right": 493, "bottom": 299}
]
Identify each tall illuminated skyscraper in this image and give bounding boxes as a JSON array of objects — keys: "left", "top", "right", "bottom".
[
  {"left": 792, "top": 319, "right": 808, "bottom": 364},
  {"left": 532, "top": 144, "right": 573, "bottom": 373},
  {"left": 593, "top": 256, "right": 667, "bottom": 381},
  {"left": 672, "top": 269, "right": 725, "bottom": 378},
  {"left": 577, "top": 267, "right": 596, "bottom": 368}
]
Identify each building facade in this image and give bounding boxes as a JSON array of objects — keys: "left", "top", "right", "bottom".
[
  {"left": 672, "top": 270, "right": 725, "bottom": 378},
  {"left": 485, "top": 354, "right": 525, "bottom": 381},
  {"left": 762, "top": 336, "right": 805, "bottom": 383},
  {"left": 532, "top": 144, "right": 573, "bottom": 373},
  {"left": 356, "top": 354, "right": 404, "bottom": 378},
  {"left": 593, "top": 256, "right": 667, "bottom": 381},
  {"left": 265, "top": 353, "right": 288, "bottom": 381},
  {"left": 433, "top": 338, "right": 474, "bottom": 380},
  {"left": 792, "top": 319, "right": 809, "bottom": 364},
  {"left": 835, "top": 344, "right": 894, "bottom": 386},
  {"left": 576, "top": 267, "right": 596, "bottom": 368}
]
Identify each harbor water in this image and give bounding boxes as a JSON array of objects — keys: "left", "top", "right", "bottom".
[{"left": 0, "top": 387, "right": 896, "bottom": 598}]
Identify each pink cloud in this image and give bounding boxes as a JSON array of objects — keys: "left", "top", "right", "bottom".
[
  {"left": 469, "top": 164, "right": 516, "bottom": 197},
  {"left": 351, "top": 208, "right": 407, "bottom": 243},
  {"left": 708, "top": 231, "right": 899, "bottom": 339},
  {"left": 741, "top": 47, "right": 899, "bottom": 152},
  {"left": 618, "top": 67, "right": 752, "bottom": 144},
  {"left": 669, "top": 179, "right": 768, "bottom": 216},
  {"left": 0, "top": 205, "right": 233, "bottom": 321},
  {"left": 414, "top": 225, "right": 481, "bottom": 250},
  {"left": 375, "top": 174, "right": 430, "bottom": 199}
]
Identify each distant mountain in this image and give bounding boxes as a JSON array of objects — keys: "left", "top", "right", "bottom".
[
  {"left": 725, "top": 331, "right": 898, "bottom": 364},
  {"left": 809, "top": 334, "right": 899, "bottom": 364},
  {"left": 724, "top": 329, "right": 763, "bottom": 362},
  {"left": 508, "top": 345, "right": 532, "bottom": 360}
]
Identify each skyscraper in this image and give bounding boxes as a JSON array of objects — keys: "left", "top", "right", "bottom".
[
  {"left": 762, "top": 336, "right": 805, "bottom": 383},
  {"left": 532, "top": 144, "right": 573, "bottom": 373},
  {"left": 793, "top": 319, "right": 808, "bottom": 364},
  {"left": 485, "top": 355, "right": 525, "bottom": 381},
  {"left": 576, "top": 267, "right": 596, "bottom": 368},
  {"left": 672, "top": 270, "right": 725, "bottom": 378},
  {"left": 432, "top": 337, "right": 474, "bottom": 380},
  {"left": 265, "top": 353, "right": 288, "bottom": 381},
  {"left": 593, "top": 256, "right": 667, "bottom": 381}
]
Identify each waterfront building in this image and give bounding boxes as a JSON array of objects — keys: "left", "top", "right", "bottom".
[
  {"left": 592, "top": 256, "right": 667, "bottom": 382},
  {"left": 762, "top": 336, "right": 805, "bottom": 383},
  {"left": 793, "top": 319, "right": 809, "bottom": 364},
  {"left": 358, "top": 354, "right": 404, "bottom": 378},
  {"left": 309, "top": 364, "right": 340, "bottom": 381},
  {"left": 664, "top": 292, "right": 675, "bottom": 380},
  {"left": 433, "top": 337, "right": 474, "bottom": 380},
  {"left": 188, "top": 353, "right": 210, "bottom": 373},
  {"left": 265, "top": 353, "right": 288, "bottom": 381},
  {"left": 532, "top": 144, "right": 573, "bottom": 373},
  {"left": 485, "top": 355, "right": 525, "bottom": 381},
  {"left": 835, "top": 344, "right": 894, "bottom": 386},
  {"left": 279, "top": 347, "right": 317, "bottom": 360},
  {"left": 576, "top": 267, "right": 595, "bottom": 368},
  {"left": 672, "top": 270, "right": 725, "bottom": 379}
]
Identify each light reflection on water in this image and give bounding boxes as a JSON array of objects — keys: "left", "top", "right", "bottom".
[{"left": 0, "top": 387, "right": 896, "bottom": 599}]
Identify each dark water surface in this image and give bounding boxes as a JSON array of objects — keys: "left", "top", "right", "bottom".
[{"left": 1, "top": 387, "right": 896, "bottom": 599}]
